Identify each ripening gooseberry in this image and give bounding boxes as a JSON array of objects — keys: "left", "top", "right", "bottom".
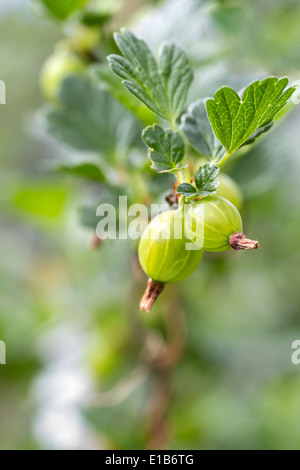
[
  {"left": 216, "top": 173, "right": 243, "bottom": 211},
  {"left": 40, "top": 50, "right": 86, "bottom": 102},
  {"left": 138, "top": 208, "right": 203, "bottom": 312},
  {"left": 68, "top": 24, "right": 101, "bottom": 53},
  {"left": 186, "top": 196, "right": 259, "bottom": 253}
]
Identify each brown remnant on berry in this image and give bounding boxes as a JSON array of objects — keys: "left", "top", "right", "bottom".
[
  {"left": 140, "top": 279, "right": 165, "bottom": 313},
  {"left": 229, "top": 232, "right": 260, "bottom": 250}
]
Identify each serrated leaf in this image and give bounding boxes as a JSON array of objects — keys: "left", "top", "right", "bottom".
[
  {"left": 142, "top": 125, "right": 185, "bottom": 173},
  {"left": 176, "top": 164, "right": 220, "bottom": 200},
  {"left": 108, "top": 30, "right": 193, "bottom": 122},
  {"left": 41, "top": 75, "right": 142, "bottom": 157},
  {"left": 176, "top": 183, "right": 198, "bottom": 198},
  {"left": 55, "top": 163, "right": 105, "bottom": 182},
  {"left": 38, "top": 0, "right": 89, "bottom": 20},
  {"left": 241, "top": 121, "right": 274, "bottom": 147},
  {"left": 206, "top": 77, "right": 295, "bottom": 156},
  {"left": 90, "top": 64, "right": 156, "bottom": 125},
  {"left": 158, "top": 42, "right": 194, "bottom": 121},
  {"left": 180, "top": 99, "right": 225, "bottom": 159},
  {"left": 194, "top": 163, "right": 220, "bottom": 197}
]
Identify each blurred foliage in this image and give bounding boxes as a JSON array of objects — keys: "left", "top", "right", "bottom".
[
  {"left": 35, "top": 0, "right": 89, "bottom": 20},
  {"left": 0, "top": 0, "right": 300, "bottom": 451}
]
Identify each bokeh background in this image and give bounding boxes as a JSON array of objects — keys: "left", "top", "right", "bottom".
[{"left": 1, "top": 0, "right": 300, "bottom": 450}]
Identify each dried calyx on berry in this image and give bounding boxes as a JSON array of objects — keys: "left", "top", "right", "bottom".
[
  {"left": 229, "top": 232, "right": 260, "bottom": 250},
  {"left": 186, "top": 196, "right": 260, "bottom": 253}
]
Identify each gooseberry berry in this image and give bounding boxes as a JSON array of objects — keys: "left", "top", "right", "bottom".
[
  {"left": 68, "top": 24, "right": 101, "bottom": 53},
  {"left": 138, "top": 208, "right": 203, "bottom": 312},
  {"left": 216, "top": 173, "right": 243, "bottom": 211},
  {"left": 40, "top": 50, "right": 86, "bottom": 103},
  {"left": 186, "top": 196, "right": 259, "bottom": 253}
]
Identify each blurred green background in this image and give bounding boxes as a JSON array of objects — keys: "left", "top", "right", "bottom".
[{"left": 1, "top": 0, "right": 300, "bottom": 450}]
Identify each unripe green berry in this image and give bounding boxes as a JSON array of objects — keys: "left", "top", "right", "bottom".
[
  {"left": 40, "top": 50, "right": 86, "bottom": 103},
  {"left": 186, "top": 196, "right": 243, "bottom": 252},
  {"left": 139, "top": 209, "right": 204, "bottom": 312},
  {"left": 68, "top": 25, "right": 101, "bottom": 53},
  {"left": 138, "top": 209, "right": 203, "bottom": 284},
  {"left": 216, "top": 173, "right": 243, "bottom": 211}
]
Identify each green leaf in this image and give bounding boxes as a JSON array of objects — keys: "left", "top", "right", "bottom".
[
  {"left": 79, "top": 188, "right": 122, "bottom": 229},
  {"left": 55, "top": 163, "right": 105, "bottom": 182},
  {"left": 79, "top": 204, "right": 100, "bottom": 230},
  {"left": 194, "top": 163, "right": 220, "bottom": 197},
  {"left": 80, "top": 0, "right": 120, "bottom": 26},
  {"left": 90, "top": 64, "right": 156, "bottom": 126},
  {"left": 80, "top": 11, "right": 111, "bottom": 26},
  {"left": 176, "top": 183, "right": 198, "bottom": 198},
  {"left": 176, "top": 163, "right": 219, "bottom": 199},
  {"left": 142, "top": 125, "right": 185, "bottom": 173},
  {"left": 241, "top": 121, "right": 274, "bottom": 147},
  {"left": 108, "top": 30, "right": 193, "bottom": 122},
  {"left": 12, "top": 182, "right": 67, "bottom": 219},
  {"left": 41, "top": 75, "right": 142, "bottom": 157},
  {"left": 206, "top": 77, "right": 295, "bottom": 156},
  {"left": 180, "top": 100, "right": 225, "bottom": 159},
  {"left": 38, "top": 0, "right": 89, "bottom": 20}
]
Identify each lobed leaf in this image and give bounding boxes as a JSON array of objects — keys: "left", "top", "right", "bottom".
[
  {"left": 180, "top": 99, "right": 225, "bottom": 159},
  {"left": 194, "top": 163, "right": 220, "bottom": 197},
  {"left": 142, "top": 125, "right": 185, "bottom": 173},
  {"left": 206, "top": 77, "right": 295, "bottom": 156},
  {"left": 41, "top": 75, "right": 142, "bottom": 157},
  {"left": 176, "top": 183, "right": 198, "bottom": 198},
  {"left": 108, "top": 30, "right": 193, "bottom": 122},
  {"left": 90, "top": 64, "right": 156, "bottom": 125},
  {"left": 177, "top": 163, "right": 220, "bottom": 199}
]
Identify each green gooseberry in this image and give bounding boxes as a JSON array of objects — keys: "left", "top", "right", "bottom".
[
  {"left": 40, "top": 50, "right": 86, "bottom": 103},
  {"left": 186, "top": 196, "right": 259, "bottom": 253},
  {"left": 216, "top": 173, "right": 243, "bottom": 211},
  {"left": 139, "top": 208, "right": 203, "bottom": 283},
  {"left": 138, "top": 208, "right": 203, "bottom": 312},
  {"left": 68, "top": 24, "right": 101, "bottom": 53}
]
